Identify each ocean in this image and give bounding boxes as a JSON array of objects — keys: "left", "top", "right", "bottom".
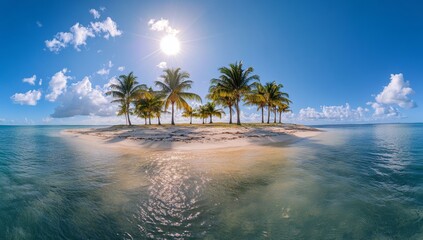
[{"left": 0, "top": 124, "right": 422, "bottom": 239}]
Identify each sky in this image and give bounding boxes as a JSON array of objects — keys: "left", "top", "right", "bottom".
[{"left": 0, "top": 0, "right": 422, "bottom": 125}]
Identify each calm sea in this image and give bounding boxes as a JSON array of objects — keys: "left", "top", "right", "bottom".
[{"left": 0, "top": 124, "right": 422, "bottom": 239}]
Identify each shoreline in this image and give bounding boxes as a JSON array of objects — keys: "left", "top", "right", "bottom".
[{"left": 62, "top": 123, "right": 322, "bottom": 151}]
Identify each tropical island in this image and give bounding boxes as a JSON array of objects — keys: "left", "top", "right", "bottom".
[
  {"left": 65, "top": 61, "right": 321, "bottom": 149},
  {"left": 3, "top": 2, "right": 422, "bottom": 239}
]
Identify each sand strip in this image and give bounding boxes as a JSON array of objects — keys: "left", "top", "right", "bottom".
[{"left": 62, "top": 124, "right": 322, "bottom": 151}]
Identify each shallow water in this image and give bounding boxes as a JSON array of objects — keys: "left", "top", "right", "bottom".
[{"left": 0, "top": 124, "right": 422, "bottom": 239}]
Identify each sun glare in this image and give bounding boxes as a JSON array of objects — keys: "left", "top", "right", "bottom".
[{"left": 160, "top": 34, "right": 180, "bottom": 55}]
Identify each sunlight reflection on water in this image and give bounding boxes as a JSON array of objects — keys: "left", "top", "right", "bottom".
[
  {"left": 1, "top": 125, "right": 423, "bottom": 239},
  {"left": 135, "top": 153, "right": 208, "bottom": 238}
]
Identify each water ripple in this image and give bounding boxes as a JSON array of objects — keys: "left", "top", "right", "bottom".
[
  {"left": 132, "top": 153, "right": 210, "bottom": 239},
  {"left": 1, "top": 125, "right": 423, "bottom": 239}
]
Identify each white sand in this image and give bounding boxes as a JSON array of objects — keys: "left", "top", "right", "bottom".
[{"left": 62, "top": 124, "right": 322, "bottom": 152}]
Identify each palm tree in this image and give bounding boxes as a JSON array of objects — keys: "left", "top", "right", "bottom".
[
  {"left": 277, "top": 103, "right": 291, "bottom": 124},
  {"left": 135, "top": 99, "right": 150, "bottom": 124},
  {"left": 135, "top": 92, "right": 164, "bottom": 125},
  {"left": 106, "top": 72, "right": 147, "bottom": 126},
  {"left": 116, "top": 102, "right": 129, "bottom": 125},
  {"left": 149, "top": 91, "right": 165, "bottom": 125},
  {"left": 138, "top": 111, "right": 148, "bottom": 125},
  {"left": 196, "top": 105, "right": 208, "bottom": 124},
  {"left": 263, "top": 82, "right": 278, "bottom": 124},
  {"left": 207, "top": 85, "right": 235, "bottom": 124},
  {"left": 182, "top": 106, "right": 195, "bottom": 124},
  {"left": 134, "top": 107, "right": 148, "bottom": 125},
  {"left": 204, "top": 102, "right": 225, "bottom": 123},
  {"left": 211, "top": 61, "right": 259, "bottom": 125},
  {"left": 153, "top": 98, "right": 166, "bottom": 125},
  {"left": 155, "top": 68, "right": 202, "bottom": 125},
  {"left": 244, "top": 82, "right": 267, "bottom": 123},
  {"left": 263, "top": 81, "right": 290, "bottom": 124}
]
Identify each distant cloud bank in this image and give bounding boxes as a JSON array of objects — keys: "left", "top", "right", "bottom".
[
  {"left": 297, "top": 104, "right": 368, "bottom": 121},
  {"left": 296, "top": 73, "right": 417, "bottom": 122}
]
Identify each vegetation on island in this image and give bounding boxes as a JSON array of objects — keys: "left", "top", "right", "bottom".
[{"left": 107, "top": 61, "right": 291, "bottom": 126}]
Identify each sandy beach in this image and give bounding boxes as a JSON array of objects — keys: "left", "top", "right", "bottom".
[{"left": 63, "top": 124, "right": 322, "bottom": 151}]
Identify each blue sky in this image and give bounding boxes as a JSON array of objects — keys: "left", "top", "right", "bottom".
[{"left": 0, "top": 0, "right": 421, "bottom": 125}]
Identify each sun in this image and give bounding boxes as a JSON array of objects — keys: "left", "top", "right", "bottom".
[{"left": 160, "top": 34, "right": 180, "bottom": 55}]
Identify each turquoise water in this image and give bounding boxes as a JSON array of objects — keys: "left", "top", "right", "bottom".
[{"left": 0, "top": 124, "right": 422, "bottom": 239}]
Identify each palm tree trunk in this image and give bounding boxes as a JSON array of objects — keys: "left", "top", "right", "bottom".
[
  {"left": 148, "top": 115, "right": 151, "bottom": 125},
  {"left": 158, "top": 116, "right": 161, "bottom": 125},
  {"left": 126, "top": 103, "right": 132, "bottom": 126},
  {"left": 267, "top": 105, "right": 271, "bottom": 124},
  {"left": 279, "top": 111, "right": 282, "bottom": 124},
  {"left": 190, "top": 115, "right": 192, "bottom": 124},
  {"left": 171, "top": 102, "right": 175, "bottom": 125},
  {"left": 229, "top": 104, "right": 233, "bottom": 124},
  {"left": 235, "top": 99, "right": 241, "bottom": 125},
  {"left": 261, "top": 107, "right": 264, "bottom": 123},
  {"left": 202, "top": 118, "right": 205, "bottom": 124},
  {"left": 127, "top": 113, "right": 132, "bottom": 126},
  {"left": 209, "top": 115, "right": 213, "bottom": 124},
  {"left": 274, "top": 107, "right": 277, "bottom": 123},
  {"left": 144, "top": 118, "right": 147, "bottom": 125}
]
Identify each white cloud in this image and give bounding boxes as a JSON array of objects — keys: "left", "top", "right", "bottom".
[
  {"left": 89, "top": 9, "right": 100, "bottom": 19},
  {"left": 298, "top": 103, "right": 369, "bottom": 121},
  {"left": 97, "top": 68, "right": 109, "bottom": 76},
  {"left": 375, "top": 73, "right": 416, "bottom": 109},
  {"left": 117, "top": 66, "right": 125, "bottom": 71},
  {"left": 91, "top": 17, "right": 122, "bottom": 39},
  {"left": 45, "top": 32, "right": 72, "bottom": 52},
  {"left": 156, "top": 61, "right": 167, "bottom": 69},
  {"left": 23, "top": 75, "right": 36, "bottom": 85},
  {"left": 45, "top": 14, "right": 122, "bottom": 52},
  {"left": 298, "top": 107, "right": 321, "bottom": 120},
  {"left": 45, "top": 24, "right": 94, "bottom": 52},
  {"left": 50, "top": 76, "right": 116, "bottom": 118},
  {"left": 148, "top": 18, "right": 179, "bottom": 35},
  {"left": 367, "top": 102, "right": 399, "bottom": 118},
  {"left": 39, "top": 79, "right": 43, "bottom": 86},
  {"left": 104, "top": 77, "right": 119, "bottom": 88},
  {"left": 46, "top": 68, "right": 70, "bottom": 102},
  {"left": 97, "top": 61, "right": 113, "bottom": 75},
  {"left": 239, "top": 111, "right": 261, "bottom": 122},
  {"left": 70, "top": 23, "right": 95, "bottom": 50},
  {"left": 45, "top": 38, "right": 62, "bottom": 52},
  {"left": 58, "top": 32, "right": 73, "bottom": 43},
  {"left": 24, "top": 118, "right": 35, "bottom": 125},
  {"left": 367, "top": 73, "right": 416, "bottom": 118},
  {"left": 36, "top": 21, "right": 42, "bottom": 27},
  {"left": 293, "top": 74, "right": 417, "bottom": 121},
  {"left": 42, "top": 117, "right": 53, "bottom": 123},
  {"left": 11, "top": 90, "right": 42, "bottom": 106}
]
